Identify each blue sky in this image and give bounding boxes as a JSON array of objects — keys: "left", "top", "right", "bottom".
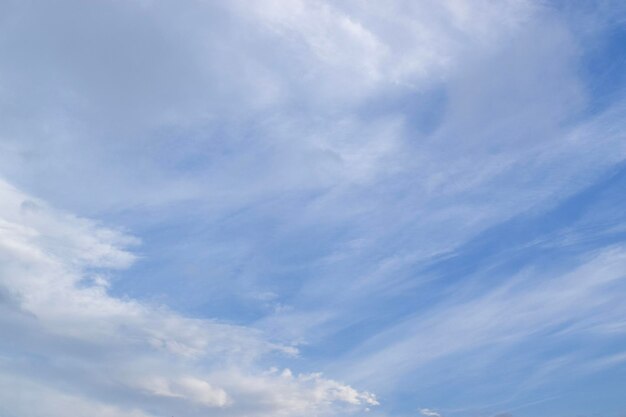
[{"left": 0, "top": 1, "right": 626, "bottom": 417}]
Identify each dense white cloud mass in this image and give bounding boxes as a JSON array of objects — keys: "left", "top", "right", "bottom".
[{"left": 0, "top": 180, "right": 376, "bottom": 416}]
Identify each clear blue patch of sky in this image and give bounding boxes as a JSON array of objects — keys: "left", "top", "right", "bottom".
[{"left": 578, "top": 21, "right": 626, "bottom": 116}]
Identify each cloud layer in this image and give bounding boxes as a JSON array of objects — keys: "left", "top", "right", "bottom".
[{"left": 1, "top": 1, "right": 626, "bottom": 417}]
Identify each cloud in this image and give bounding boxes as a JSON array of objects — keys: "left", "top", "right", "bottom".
[
  {"left": 133, "top": 375, "right": 231, "bottom": 408},
  {"left": 0, "top": 0, "right": 537, "bottom": 213},
  {"left": 420, "top": 408, "right": 443, "bottom": 417},
  {"left": 0, "top": 178, "right": 376, "bottom": 417},
  {"left": 339, "top": 246, "right": 626, "bottom": 392}
]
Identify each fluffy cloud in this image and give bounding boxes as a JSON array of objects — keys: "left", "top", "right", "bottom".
[{"left": 0, "top": 178, "right": 376, "bottom": 417}]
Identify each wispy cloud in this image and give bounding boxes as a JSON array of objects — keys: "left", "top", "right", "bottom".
[
  {"left": 341, "top": 247, "right": 626, "bottom": 383},
  {"left": 420, "top": 408, "right": 443, "bottom": 417}
]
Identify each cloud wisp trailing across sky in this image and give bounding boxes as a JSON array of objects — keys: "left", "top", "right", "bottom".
[{"left": 1, "top": 1, "right": 626, "bottom": 417}]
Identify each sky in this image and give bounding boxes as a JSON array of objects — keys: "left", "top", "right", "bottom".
[{"left": 0, "top": 1, "right": 626, "bottom": 417}]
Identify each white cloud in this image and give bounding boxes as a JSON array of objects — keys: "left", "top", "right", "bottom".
[
  {"left": 234, "top": 0, "right": 536, "bottom": 94},
  {"left": 134, "top": 375, "right": 231, "bottom": 408},
  {"left": 0, "top": 0, "right": 538, "bottom": 213},
  {"left": 420, "top": 408, "right": 443, "bottom": 417},
  {"left": 0, "top": 373, "right": 154, "bottom": 417},
  {"left": 0, "top": 178, "right": 375, "bottom": 417}
]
